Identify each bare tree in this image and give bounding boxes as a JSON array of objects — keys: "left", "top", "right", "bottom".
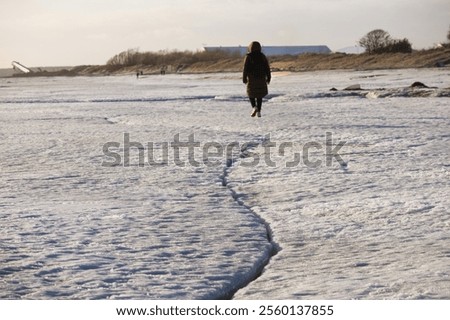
[
  {"left": 447, "top": 25, "right": 450, "bottom": 42},
  {"left": 107, "top": 48, "right": 140, "bottom": 66},
  {"left": 359, "top": 29, "right": 392, "bottom": 54}
]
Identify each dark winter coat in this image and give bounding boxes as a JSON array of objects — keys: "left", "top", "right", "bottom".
[{"left": 243, "top": 42, "right": 271, "bottom": 99}]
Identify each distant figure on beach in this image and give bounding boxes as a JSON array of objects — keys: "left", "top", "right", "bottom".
[{"left": 242, "top": 41, "right": 271, "bottom": 117}]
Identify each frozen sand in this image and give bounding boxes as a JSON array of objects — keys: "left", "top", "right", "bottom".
[
  {"left": 233, "top": 72, "right": 450, "bottom": 299},
  {"left": 0, "top": 69, "right": 449, "bottom": 299}
]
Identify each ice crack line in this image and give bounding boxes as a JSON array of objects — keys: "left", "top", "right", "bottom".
[{"left": 219, "top": 136, "right": 280, "bottom": 299}]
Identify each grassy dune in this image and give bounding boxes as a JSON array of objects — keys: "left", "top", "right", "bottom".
[
  {"left": 269, "top": 48, "right": 450, "bottom": 71},
  {"left": 77, "top": 48, "right": 450, "bottom": 75}
]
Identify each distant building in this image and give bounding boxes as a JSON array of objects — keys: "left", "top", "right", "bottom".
[{"left": 203, "top": 45, "right": 331, "bottom": 56}]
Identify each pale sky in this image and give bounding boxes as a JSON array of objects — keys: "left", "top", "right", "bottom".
[{"left": 1, "top": 0, "right": 449, "bottom": 68}]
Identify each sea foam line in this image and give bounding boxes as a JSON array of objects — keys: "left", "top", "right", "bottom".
[{"left": 219, "top": 135, "right": 280, "bottom": 299}]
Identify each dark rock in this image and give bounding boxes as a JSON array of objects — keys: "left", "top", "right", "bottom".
[
  {"left": 343, "top": 84, "right": 362, "bottom": 91},
  {"left": 410, "top": 81, "right": 429, "bottom": 88}
]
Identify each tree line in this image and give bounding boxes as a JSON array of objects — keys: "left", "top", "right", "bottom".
[
  {"left": 106, "top": 48, "right": 240, "bottom": 67},
  {"left": 358, "top": 29, "right": 412, "bottom": 54},
  {"left": 359, "top": 26, "right": 450, "bottom": 54}
]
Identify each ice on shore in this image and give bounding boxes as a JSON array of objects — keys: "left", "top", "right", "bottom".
[{"left": 0, "top": 69, "right": 449, "bottom": 299}]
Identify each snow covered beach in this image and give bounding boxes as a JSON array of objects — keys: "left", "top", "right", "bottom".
[{"left": 1, "top": 69, "right": 449, "bottom": 299}]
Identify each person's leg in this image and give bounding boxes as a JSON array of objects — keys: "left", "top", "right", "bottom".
[
  {"left": 249, "top": 98, "right": 257, "bottom": 117},
  {"left": 256, "top": 98, "right": 262, "bottom": 111},
  {"left": 256, "top": 98, "right": 262, "bottom": 117}
]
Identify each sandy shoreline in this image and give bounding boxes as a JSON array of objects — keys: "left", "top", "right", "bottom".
[{"left": 1, "top": 48, "right": 449, "bottom": 78}]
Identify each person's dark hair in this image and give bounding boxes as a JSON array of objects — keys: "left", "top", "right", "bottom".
[{"left": 248, "top": 41, "right": 262, "bottom": 53}]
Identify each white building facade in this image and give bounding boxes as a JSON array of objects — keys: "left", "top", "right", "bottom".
[{"left": 203, "top": 45, "right": 331, "bottom": 56}]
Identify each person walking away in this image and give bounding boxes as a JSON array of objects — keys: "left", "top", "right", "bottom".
[{"left": 242, "top": 41, "right": 271, "bottom": 117}]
